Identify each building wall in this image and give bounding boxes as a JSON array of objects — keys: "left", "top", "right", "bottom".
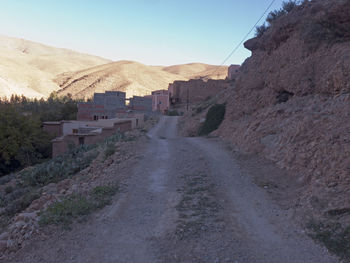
[
  {"left": 116, "top": 113, "right": 145, "bottom": 129},
  {"left": 228, "top": 64, "right": 240, "bottom": 80},
  {"left": 130, "top": 96, "right": 152, "bottom": 111},
  {"left": 52, "top": 120, "right": 132, "bottom": 157},
  {"left": 169, "top": 79, "right": 229, "bottom": 105},
  {"left": 94, "top": 91, "right": 126, "bottom": 110},
  {"left": 151, "top": 90, "right": 169, "bottom": 113},
  {"left": 78, "top": 91, "right": 127, "bottom": 121},
  {"left": 43, "top": 122, "right": 63, "bottom": 137},
  {"left": 152, "top": 95, "right": 169, "bottom": 112},
  {"left": 77, "top": 103, "right": 105, "bottom": 121}
]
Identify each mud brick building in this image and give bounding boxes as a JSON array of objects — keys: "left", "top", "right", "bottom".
[
  {"left": 77, "top": 91, "right": 126, "bottom": 121},
  {"left": 168, "top": 79, "right": 230, "bottom": 105},
  {"left": 151, "top": 90, "right": 169, "bottom": 113},
  {"left": 129, "top": 96, "right": 152, "bottom": 111},
  {"left": 43, "top": 116, "right": 145, "bottom": 157},
  {"left": 227, "top": 64, "right": 240, "bottom": 80}
]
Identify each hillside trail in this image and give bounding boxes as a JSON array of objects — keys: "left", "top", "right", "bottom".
[{"left": 6, "top": 116, "right": 338, "bottom": 263}]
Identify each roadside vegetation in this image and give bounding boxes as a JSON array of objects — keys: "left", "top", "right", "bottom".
[
  {"left": 0, "top": 92, "right": 82, "bottom": 177},
  {"left": 255, "top": 0, "right": 305, "bottom": 37},
  {"left": 0, "top": 131, "right": 131, "bottom": 232},
  {"left": 307, "top": 219, "right": 350, "bottom": 260},
  {"left": 39, "top": 185, "right": 118, "bottom": 227},
  {"left": 198, "top": 104, "right": 226, "bottom": 136},
  {"left": 167, "top": 109, "right": 182, "bottom": 116}
]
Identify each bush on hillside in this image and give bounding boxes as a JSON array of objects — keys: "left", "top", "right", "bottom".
[
  {"left": 167, "top": 110, "right": 180, "bottom": 116},
  {"left": 198, "top": 104, "right": 226, "bottom": 136},
  {"left": 255, "top": 23, "right": 268, "bottom": 38},
  {"left": 255, "top": 0, "right": 301, "bottom": 37},
  {"left": 39, "top": 185, "right": 118, "bottom": 227},
  {"left": 20, "top": 145, "right": 98, "bottom": 187}
]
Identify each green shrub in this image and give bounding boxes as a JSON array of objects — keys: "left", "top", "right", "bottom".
[
  {"left": 255, "top": 23, "right": 268, "bottom": 37},
  {"left": 167, "top": 110, "right": 180, "bottom": 116},
  {"left": 196, "top": 107, "right": 203, "bottom": 114},
  {"left": 0, "top": 175, "right": 12, "bottom": 185},
  {"left": 255, "top": 0, "right": 301, "bottom": 37},
  {"left": 198, "top": 104, "right": 226, "bottom": 136},
  {"left": 0, "top": 195, "right": 6, "bottom": 207},
  {"left": 4, "top": 189, "right": 40, "bottom": 217},
  {"left": 282, "top": 0, "right": 298, "bottom": 13},
  {"left": 91, "top": 185, "right": 118, "bottom": 208},
  {"left": 266, "top": 9, "right": 286, "bottom": 25},
  {"left": 39, "top": 194, "right": 93, "bottom": 226},
  {"left": 104, "top": 144, "right": 116, "bottom": 159},
  {"left": 5, "top": 186, "right": 13, "bottom": 194},
  {"left": 307, "top": 220, "right": 350, "bottom": 260},
  {"left": 21, "top": 148, "right": 98, "bottom": 187},
  {"left": 39, "top": 185, "right": 118, "bottom": 227}
]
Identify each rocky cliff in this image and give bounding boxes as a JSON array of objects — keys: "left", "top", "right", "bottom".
[{"left": 218, "top": 0, "right": 350, "bottom": 227}]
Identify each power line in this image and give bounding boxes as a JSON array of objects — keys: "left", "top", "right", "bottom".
[{"left": 215, "top": 0, "right": 276, "bottom": 76}]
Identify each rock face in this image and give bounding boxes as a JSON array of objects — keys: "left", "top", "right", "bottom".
[{"left": 218, "top": 0, "right": 350, "bottom": 224}]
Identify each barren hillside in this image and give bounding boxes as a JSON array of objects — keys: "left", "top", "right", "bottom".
[
  {"left": 0, "top": 35, "right": 111, "bottom": 98},
  {"left": 56, "top": 61, "right": 228, "bottom": 99},
  {"left": 218, "top": 0, "right": 350, "bottom": 232}
]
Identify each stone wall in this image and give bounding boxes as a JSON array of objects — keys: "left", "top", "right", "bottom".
[{"left": 169, "top": 79, "right": 230, "bottom": 105}]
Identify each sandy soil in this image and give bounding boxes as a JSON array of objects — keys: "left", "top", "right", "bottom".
[{"left": 4, "top": 117, "right": 339, "bottom": 263}]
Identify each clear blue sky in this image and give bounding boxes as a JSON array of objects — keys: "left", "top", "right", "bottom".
[{"left": 0, "top": 0, "right": 284, "bottom": 66}]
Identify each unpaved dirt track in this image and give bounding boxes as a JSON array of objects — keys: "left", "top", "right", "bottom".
[{"left": 5, "top": 117, "right": 338, "bottom": 263}]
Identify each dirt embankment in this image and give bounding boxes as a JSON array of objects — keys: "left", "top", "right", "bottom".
[
  {"left": 183, "top": 0, "right": 350, "bottom": 246},
  {"left": 223, "top": 0, "right": 350, "bottom": 228}
]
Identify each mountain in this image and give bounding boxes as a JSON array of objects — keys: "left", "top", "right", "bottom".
[
  {"left": 55, "top": 61, "right": 228, "bottom": 99},
  {"left": 0, "top": 35, "right": 228, "bottom": 99},
  {"left": 0, "top": 35, "right": 111, "bottom": 98}
]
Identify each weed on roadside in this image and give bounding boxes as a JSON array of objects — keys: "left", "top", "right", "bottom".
[
  {"left": 198, "top": 104, "right": 226, "bottom": 136},
  {"left": 307, "top": 219, "right": 350, "bottom": 260},
  {"left": 104, "top": 144, "right": 116, "bottom": 160},
  {"left": 39, "top": 184, "right": 119, "bottom": 228}
]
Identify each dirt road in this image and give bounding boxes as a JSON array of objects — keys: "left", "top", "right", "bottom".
[{"left": 6, "top": 116, "right": 338, "bottom": 263}]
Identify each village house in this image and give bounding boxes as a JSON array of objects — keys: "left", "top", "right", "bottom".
[
  {"left": 77, "top": 91, "right": 126, "bottom": 121},
  {"left": 45, "top": 89, "right": 149, "bottom": 157},
  {"left": 151, "top": 90, "right": 169, "bottom": 113},
  {"left": 129, "top": 96, "right": 152, "bottom": 112},
  {"left": 227, "top": 64, "right": 240, "bottom": 80},
  {"left": 43, "top": 115, "right": 144, "bottom": 157},
  {"left": 168, "top": 79, "right": 231, "bottom": 106}
]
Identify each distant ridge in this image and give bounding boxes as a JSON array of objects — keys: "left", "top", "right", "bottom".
[
  {"left": 0, "top": 35, "right": 111, "bottom": 98},
  {"left": 56, "top": 61, "right": 228, "bottom": 99},
  {"left": 0, "top": 35, "right": 228, "bottom": 99}
]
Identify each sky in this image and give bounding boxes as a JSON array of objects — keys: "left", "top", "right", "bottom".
[{"left": 0, "top": 0, "right": 284, "bottom": 66}]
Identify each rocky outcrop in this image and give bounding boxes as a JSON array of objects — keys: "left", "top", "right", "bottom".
[{"left": 218, "top": 0, "right": 350, "bottom": 225}]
